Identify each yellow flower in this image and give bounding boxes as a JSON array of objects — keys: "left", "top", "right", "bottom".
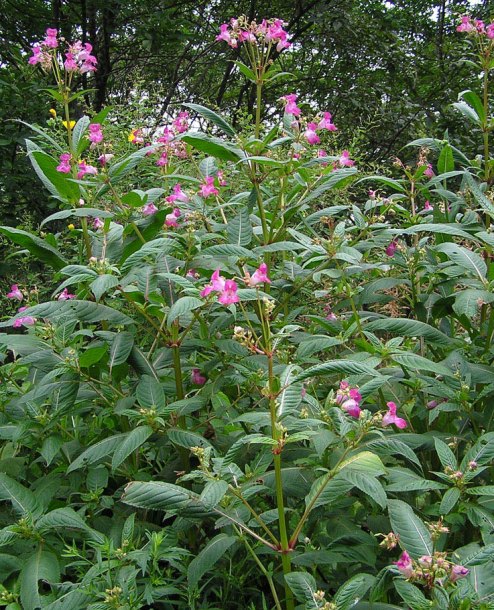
[
  {"left": 128, "top": 130, "right": 136, "bottom": 143},
  {"left": 49, "top": 108, "right": 57, "bottom": 118},
  {"left": 67, "top": 223, "right": 75, "bottom": 231},
  {"left": 63, "top": 120, "right": 76, "bottom": 129}
]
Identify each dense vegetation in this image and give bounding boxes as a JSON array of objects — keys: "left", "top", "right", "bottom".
[{"left": 1, "top": 3, "right": 494, "bottom": 610}]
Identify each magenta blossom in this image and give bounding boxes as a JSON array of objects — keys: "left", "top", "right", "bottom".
[
  {"left": 304, "top": 123, "right": 320, "bottom": 145},
  {"left": 246, "top": 262, "right": 271, "bottom": 287},
  {"left": 43, "top": 28, "right": 58, "bottom": 49},
  {"left": 199, "top": 176, "right": 219, "bottom": 198},
  {"left": 165, "top": 208, "right": 181, "bottom": 227},
  {"left": 217, "top": 170, "right": 227, "bottom": 186},
  {"left": 424, "top": 163, "right": 434, "bottom": 178},
  {"left": 382, "top": 401, "right": 407, "bottom": 429},
  {"left": 424, "top": 200, "right": 433, "bottom": 211},
  {"left": 93, "top": 217, "right": 104, "bottom": 230},
  {"left": 172, "top": 111, "right": 189, "bottom": 134},
  {"left": 336, "top": 381, "right": 362, "bottom": 418},
  {"left": 216, "top": 23, "right": 237, "bottom": 48},
  {"left": 77, "top": 161, "right": 98, "bottom": 180},
  {"left": 13, "top": 306, "right": 36, "bottom": 328},
  {"left": 457, "top": 15, "right": 475, "bottom": 33},
  {"left": 98, "top": 153, "right": 114, "bottom": 165},
  {"left": 318, "top": 112, "right": 337, "bottom": 131},
  {"left": 394, "top": 551, "right": 413, "bottom": 578},
  {"left": 201, "top": 269, "right": 239, "bottom": 305},
  {"left": 88, "top": 123, "right": 103, "bottom": 145},
  {"left": 191, "top": 368, "right": 207, "bottom": 385},
  {"left": 65, "top": 41, "right": 97, "bottom": 74},
  {"left": 57, "top": 153, "right": 71, "bottom": 174},
  {"left": 142, "top": 202, "right": 158, "bottom": 216},
  {"left": 156, "top": 151, "right": 168, "bottom": 167},
  {"left": 450, "top": 565, "right": 469, "bottom": 583},
  {"left": 386, "top": 240, "right": 398, "bottom": 257},
  {"left": 338, "top": 150, "right": 355, "bottom": 167},
  {"left": 487, "top": 23, "right": 494, "bottom": 39},
  {"left": 166, "top": 183, "right": 189, "bottom": 204},
  {"left": 57, "top": 288, "right": 75, "bottom": 301},
  {"left": 7, "top": 285, "right": 23, "bottom": 301},
  {"left": 280, "top": 93, "right": 301, "bottom": 116}
]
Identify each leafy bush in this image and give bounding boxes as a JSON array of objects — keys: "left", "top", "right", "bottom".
[{"left": 0, "top": 16, "right": 494, "bottom": 610}]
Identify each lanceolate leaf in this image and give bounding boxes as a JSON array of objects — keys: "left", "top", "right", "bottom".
[
  {"left": 111, "top": 426, "right": 153, "bottom": 470},
  {"left": 183, "top": 103, "right": 236, "bottom": 137},
  {"left": 187, "top": 534, "right": 236, "bottom": 589},
  {"left": 0, "top": 226, "right": 66, "bottom": 270},
  {"left": 20, "top": 548, "right": 60, "bottom": 610},
  {"left": 284, "top": 572, "right": 319, "bottom": 609},
  {"left": 388, "top": 499, "right": 433, "bottom": 558}
]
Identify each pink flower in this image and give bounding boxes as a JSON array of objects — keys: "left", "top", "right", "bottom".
[
  {"left": 450, "top": 565, "right": 469, "bottom": 583},
  {"left": 326, "top": 312, "right": 337, "bottom": 320},
  {"left": 487, "top": 23, "right": 494, "bottom": 39},
  {"left": 266, "top": 19, "right": 291, "bottom": 52},
  {"left": 7, "top": 284, "right": 23, "bottom": 301},
  {"left": 172, "top": 111, "right": 189, "bottom": 134},
  {"left": 424, "top": 163, "right": 434, "bottom": 178},
  {"left": 368, "top": 190, "right": 377, "bottom": 199},
  {"left": 394, "top": 551, "right": 413, "bottom": 578},
  {"left": 457, "top": 15, "right": 475, "bottom": 33},
  {"left": 43, "top": 28, "right": 58, "bottom": 49},
  {"left": 64, "top": 53, "right": 78, "bottom": 71},
  {"left": 338, "top": 150, "right": 355, "bottom": 167},
  {"left": 474, "top": 19, "right": 485, "bottom": 34},
  {"left": 218, "top": 279, "right": 239, "bottom": 305},
  {"left": 304, "top": 122, "right": 320, "bottom": 145},
  {"left": 318, "top": 112, "right": 337, "bottom": 131},
  {"left": 98, "top": 153, "right": 114, "bottom": 165},
  {"left": 13, "top": 306, "right": 36, "bottom": 328},
  {"left": 186, "top": 269, "right": 199, "bottom": 279},
  {"left": 156, "top": 151, "right": 168, "bottom": 167},
  {"left": 382, "top": 401, "right": 407, "bottom": 429},
  {"left": 426, "top": 400, "right": 438, "bottom": 409},
  {"left": 201, "top": 269, "right": 225, "bottom": 297},
  {"left": 93, "top": 217, "right": 104, "bottom": 230},
  {"left": 199, "top": 176, "right": 219, "bottom": 198},
  {"left": 216, "top": 23, "right": 237, "bottom": 47},
  {"left": 57, "top": 153, "right": 71, "bottom": 173},
  {"left": 58, "top": 288, "right": 75, "bottom": 300},
  {"left": 336, "top": 381, "right": 362, "bottom": 418},
  {"left": 386, "top": 240, "right": 398, "bottom": 257},
  {"left": 64, "top": 41, "right": 97, "bottom": 74},
  {"left": 142, "top": 202, "right": 158, "bottom": 216},
  {"left": 246, "top": 262, "right": 271, "bottom": 287},
  {"left": 238, "top": 30, "right": 256, "bottom": 44},
  {"left": 341, "top": 399, "right": 361, "bottom": 418},
  {"left": 191, "top": 368, "right": 207, "bottom": 385},
  {"left": 280, "top": 93, "right": 301, "bottom": 116},
  {"left": 317, "top": 149, "right": 328, "bottom": 166},
  {"left": 77, "top": 161, "right": 98, "bottom": 179},
  {"left": 165, "top": 208, "right": 181, "bottom": 227},
  {"left": 424, "top": 200, "right": 433, "bottom": 211},
  {"left": 88, "top": 123, "right": 103, "bottom": 144},
  {"left": 217, "top": 170, "right": 227, "bottom": 186},
  {"left": 166, "top": 183, "right": 189, "bottom": 203}
]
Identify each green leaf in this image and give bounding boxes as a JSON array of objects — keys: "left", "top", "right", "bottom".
[
  {"left": 296, "top": 336, "right": 342, "bottom": 358},
  {"left": 181, "top": 132, "right": 244, "bottom": 162},
  {"left": 464, "top": 172, "right": 494, "bottom": 218},
  {"left": 461, "top": 543, "right": 494, "bottom": 566},
  {"left": 136, "top": 375, "right": 165, "bottom": 409},
  {"left": 334, "top": 573, "right": 375, "bottom": 610},
  {"left": 108, "top": 146, "right": 155, "bottom": 182},
  {"left": 294, "top": 360, "right": 383, "bottom": 383},
  {"left": 0, "top": 474, "right": 39, "bottom": 517},
  {"left": 108, "top": 331, "right": 134, "bottom": 371},
  {"left": 392, "top": 353, "right": 453, "bottom": 377},
  {"left": 395, "top": 223, "right": 473, "bottom": 240},
  {"left": 0, "top": 300, "right": 133, "bottom": 328},
  {"left": 167, "top": 428, "right": 212, "bottom": 450},
  {"left": 167, "top": 296, "right": 203, "bottom": 328},
  {"left": 438, "top": 144, "right": 454, "bottom": 174},
  {"left": 226, "top": 207, "right": 253, "bottom": 246},
  {"left": 67, "top": 434, "right": 127, "bottom": 472},
  {"left": 439, "top": 487, "right": 460, "bottom": 514},
  {"left": 112, "top": 426, "right": 153, "bottom": 470},
  {"left": 28, "top": 147, "right": 80, "bottom": 201},
  {"left": 79, "top": 346, "right": 107, "bottom": 368},
  {"left": 284, "top": 572, "right": 319, "bottom": 609},
  {"left": 459, "top": 90, "right": 486, "bottom": 123},
  {"left": 302, "top": 167, "right": 358, "bottom": 203},
  {"left": 434, "top": 438, "right": 457, "bottom": 470},
  {"left": 199, "top": 480, "right": 229, "bottom": 509},
  {"left": 202, "top": 244, "right": 252, "bottom": 258},
  {"left": 452, "top": 101, "right": 481, "bottom": 125},
  {"left": 340, "top": 470, "right": 387, "bottom": 508},
  {"left": 122, "top": 480, "right": 200, "bottom": 511},
  {"left": 36, "top": 507, "right": 104, "bottom": 543},
  {"left": 41, "top": 207, "right": 113, "bottom": 227},
  {"left": 436, "top": 243, "right": 487, "bottom": 281},
  {"left": 20, "top": 548, "right": 59, "bottom": 610},
  {"left": 233, "top": 60, "right": 257, "bottom": 82},
  {"left": 0, "top": 226, "right": 66, "bottom": 270},
  {"left": 365, "top": 318, "right": 455, "bottom": 347},
  {"left": 90, "top": 274, "right": 120, "bottom": 301},
  {"left": 394, "top": 580, "right": 431, "bottom": 610},
  {"left": 338, "top": 451, "right": 386, "bottom": 476},
  {"left": 388, "top": 499, "right": 433, "bottom": 558},
  {"left": 199, "top": 156, "right": 218, "bottom": 177},
  {"left": 453, "top": 289, "right": 494, "bottom": 318},
  {"left": 357, "top": 175, "right": 406, "bottom": 193},
  {"left": 188, "top": 534, "right": 236, "bottom": 590},
  {"left": 182, "top": 103, "right": 236, "bottom": 137},
  {"left": 72, "top": 115, "right": 90, "bottom": 156},
  {"left": 461, "top": 433, "right": 494, "bottom": 469}
]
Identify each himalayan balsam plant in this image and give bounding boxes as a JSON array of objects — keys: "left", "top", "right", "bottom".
[{"left": 0, "top": 15, "right": 493, "bottom": 610}]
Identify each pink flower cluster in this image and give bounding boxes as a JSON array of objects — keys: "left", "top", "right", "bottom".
[
  {"left": 154, "top": 113, "right": 190, "bottom": 167},
  {"left": 457, "top": 15, "right": 494, "bottom": 38},
  {"left": 28, "top": 29, "right": 97, "bottom": 74},
  {"left": 335, "top": 381, "right": 362, "bottom": 418},
  {"left": 394, "top": 550, "right": 468, "bottom": 584},
  {"left": 57, "top": 153, "right": 71, "bottom": 173},
  {"left": 200, "top": 269, "right": 239, "bottom": 305},
  {"left": 216, "top": 17, "right": 291, "bottom": 52}
]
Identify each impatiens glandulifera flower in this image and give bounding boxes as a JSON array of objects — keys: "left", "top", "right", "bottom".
[
  {"left": 304, "top": 123, "right": 320, "bottom": 145},
  {"left": 98, "top": 153, "right": 114, "bottom": 166},
  {"left": 424, "top": 200, "right": 433, "bottom": 211},
  {"left": 201, "top": 269, "right": 239, "bottom": 305},
  {"left": 166, "top": 183, "right": 189, "bottom": 203},
  {"left": 394, "top": 550, "right": 413, "bottom": 578},
  {"left": 77, "top": 161, "right": 98, "bottom": 179},
  {"left": 216, "top": 17, "right": 291, "bottom": 52},
  {"left": 65, "top": 41, "right": 97, "bottom": 74},
  {"left": 28, "top": 28, "right": 59, "bottom": 69},
  {"left": 43, "top": 28, "right": 58, "bottom": 49},
  {"left": 58, "top": 288, "right": 76, "bottom": 300},
  {"left": 457, "top": 15, "right": 475, "bottom": 33},
  {"left": 216, "top": 23, "right": 237, "bottom": 47},
  {"left": 487, "top": 23, "right": 494, "bottom": 39},
  {"left": 165, "top": 208, "right": 181, "bottom": 227},
  {"left": 142, "top": 202, "right": 158, "bottom": 216},
  {"left": 386, "top": 240, "right": 398, "bottom": 257},
  {"left": 217, "top": 170, "right": 227, "bottom": 186},
  {"left": 338, "top": 150, "right": 355, "bottom": 167},
  {"left": 382, "top": 401, "right": 407, "bottom": 429},
  {"left": 191, "top": 368, "right": 207, "bottom": 385},
  {"left": 450, "top": 565, "right": 469, "bottom": 583},
  {"left": 172, "top": 111, "right": 189, "bottom": 134},
  {"left": 280, "top": 93, "right": 301, "bottom": 116},
  {"left": 424, "top": 163, "right": 434, "bottom": 178},
  {"left": 336, "top": 381, "right": 362, "bottom": 418},
  {"left": 7, "top": 285, "right": 23, "bottom": 301},
  {"left": 57, "top": 153, "right": 72, "bottom": 173},
  {"left": 156, "top": 151, "right": 168, "bottom": 167},
  {"left": 245, "top": 262, "right": 271, "bottom": 287},
  {"left": 88, "top": 123, "right": 103, "bottom": 144},
  {"left": 318, "top": 112, "right": 337, "bottom": 131},
  {"left": 13, "top": 307, "right": 36, "bottom": 328},
  {"left": 93, "top": 217, "right": 104, "bottom": 230},
  {"left": 199, "top": 176, "right": 219, "bottom": 198}
]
